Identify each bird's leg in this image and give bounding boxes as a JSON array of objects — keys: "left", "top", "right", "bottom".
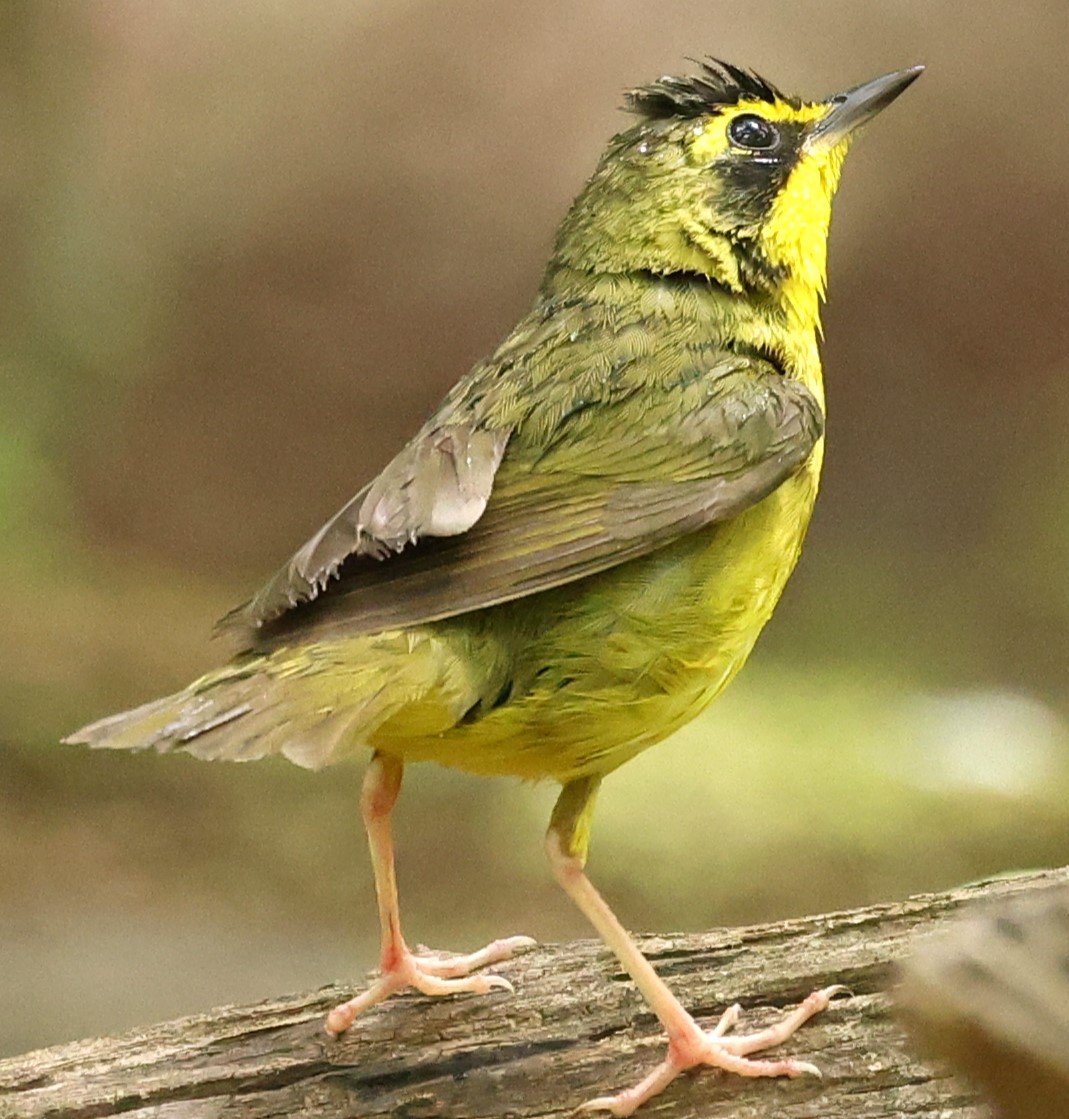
[
  {"left": 324, "top": 753, "right": 534, "bottom": 1035},
  {"left": 546, "top": 778, "right": 844, "bottom": 1117}
]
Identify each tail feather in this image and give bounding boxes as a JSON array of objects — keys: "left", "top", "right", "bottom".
[
  {"left": 64, "top": 636, "right": 482, "bottom": 770},
  {"left": 64, "top": 656, "right": 283, "bottom": 760}
]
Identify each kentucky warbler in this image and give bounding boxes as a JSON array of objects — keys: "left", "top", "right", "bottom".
[{"left": 68, "top": 58, "right": 923, "bottom": 1115}]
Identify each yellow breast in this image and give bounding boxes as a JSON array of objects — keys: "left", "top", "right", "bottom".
[{"left": 373, "top": 444, "right": 823, "bottom": 783}]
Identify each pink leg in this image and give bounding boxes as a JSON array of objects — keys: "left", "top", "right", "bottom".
[
  {"left": 547, "top": 778, "right": 844, "bottom": 1116},
  {"left": 324, "top": 754, "right": 534, "bottom": 1036}
]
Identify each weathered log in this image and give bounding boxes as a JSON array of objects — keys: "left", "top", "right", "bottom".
[
  {"left": 898, "top": 875, "right": 1069, "bottom": 1119},
  {"left": 3, "top": 867, "right": 1067, "bottom": 1119}
]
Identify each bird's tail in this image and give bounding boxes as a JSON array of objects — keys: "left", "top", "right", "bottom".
[{"left": 64, "top": 634, "right": 479, "bottom": 770}]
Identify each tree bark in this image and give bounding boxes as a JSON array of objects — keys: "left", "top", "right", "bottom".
[{"left": 3, "top": 867, "right": 1067, "bottom": 1119}]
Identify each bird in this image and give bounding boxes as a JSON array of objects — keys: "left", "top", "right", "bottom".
[{"left": 67, "top": 57, "right": 923, "bottom": 1115}]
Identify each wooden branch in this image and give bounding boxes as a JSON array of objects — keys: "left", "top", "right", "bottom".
[{"left": 3, "top": 867, "right": 1067, "bottom": 1119}]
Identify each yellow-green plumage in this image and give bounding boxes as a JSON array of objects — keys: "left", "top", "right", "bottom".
[
  {"left": 68, "top": 61, "right": 909, "bottom": 799},
  {"left": 68, "top": 62, "right": 922, "bottom": 1107}
]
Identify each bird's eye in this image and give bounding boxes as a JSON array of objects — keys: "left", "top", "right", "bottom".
[{"left": 728, "top": 114, "right": 780, "bottom": 151}]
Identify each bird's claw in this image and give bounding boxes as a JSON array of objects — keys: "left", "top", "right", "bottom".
[
  {"left": 572, "top": 985, "right": 841, "bottom": 1116},
  {"left": 325, "top": 934, "right": 534, "bottom": 1036}
]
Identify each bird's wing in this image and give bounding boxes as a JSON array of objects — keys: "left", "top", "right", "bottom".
[
  {"left": 222, "top": 424, "right": 510, "bottom": 632},
  {"left": 225, "top": 356, "right": 823, "bottom": 644}
]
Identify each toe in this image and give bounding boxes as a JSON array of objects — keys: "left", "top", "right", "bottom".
[
  {"left": 409, "top": 969, "right": 515, "bottom": 999},
  {"left": 414, "top": 934, "right": 536, "bottom": 976},
  {"left": 574, "top": 1096, "right": 633, "bottom": 1117}
]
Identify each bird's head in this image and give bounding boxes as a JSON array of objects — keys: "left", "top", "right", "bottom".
[{"left": 551, "top": 60, "right": 922, "bottom": 320}]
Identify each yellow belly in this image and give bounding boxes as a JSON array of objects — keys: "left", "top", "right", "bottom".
[{"left": 370, "top": 446, "right": 823, "bottom": 782}]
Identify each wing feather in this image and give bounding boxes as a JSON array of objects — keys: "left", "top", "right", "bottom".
[
  {"left": 227, "top": 360, "right": 823, "bottom": 646},
  {"left": 222, "top": 425, "right": 509, "bottom": 630}
]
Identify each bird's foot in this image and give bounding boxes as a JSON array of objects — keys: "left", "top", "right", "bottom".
[
  {"left": 577, "top": 985, "right": 848, "bottom": 1117},
  {"left": 324, "top": 934, "right": 536, "bottom": 1036}
]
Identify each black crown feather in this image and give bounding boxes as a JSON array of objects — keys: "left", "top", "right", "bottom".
[{"left": 625, "top": 58, "right": 793, "bottom": 120}]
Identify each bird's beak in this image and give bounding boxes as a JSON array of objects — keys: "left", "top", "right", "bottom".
[{"left": 804, "top": 65, "right": 924, "bottom": 154}]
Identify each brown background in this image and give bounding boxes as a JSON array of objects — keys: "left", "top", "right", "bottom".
[{"left": 2, "top": 0, "right": 1067, "bottom": 1057}]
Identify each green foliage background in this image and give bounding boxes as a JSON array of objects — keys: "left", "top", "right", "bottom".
[{"left": 2, "top": 0, "right": 1067, "bottom": 1056}]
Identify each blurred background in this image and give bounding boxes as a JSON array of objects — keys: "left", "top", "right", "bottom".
[{"left": 2, "top": 0, "right": 1068, "bottom": 1058}]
